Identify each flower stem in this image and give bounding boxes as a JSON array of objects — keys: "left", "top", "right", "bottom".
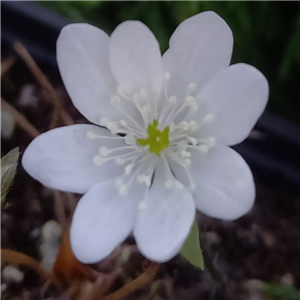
[
  {"left": 102, "top": 261, "right": 160, "bottom": 300},
  {"left": 1, "top": 249, "right": 60, "bottom": 285}
]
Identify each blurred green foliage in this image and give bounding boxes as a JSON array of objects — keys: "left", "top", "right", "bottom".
[
  {"left": 263, "top": 283, "right": 300, "bottom": 300},
  {"left": 40, "top": 1, "right": 300, "bottom": 124},
  {"left": 1, "top": 147, "right": 19, "bottom": 205}
]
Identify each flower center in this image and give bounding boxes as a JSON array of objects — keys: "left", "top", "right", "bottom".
[{"left": 137, "top": 119, "right": 169, "bottom": 156}]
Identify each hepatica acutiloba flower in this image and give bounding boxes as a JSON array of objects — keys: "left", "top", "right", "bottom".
[{"left": 22, "top": 12, "right": 269, "bottom": 263}]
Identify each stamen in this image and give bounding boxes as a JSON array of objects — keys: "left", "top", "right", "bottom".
[
  {"left": 168, "top": 96, "right": 177, "bottom": 104},
  {"left": 198, "top": 144, "right": 209, "bottom": 154},
  {"left": 188, "top": 121, "right": 198, "bottom": 131},
  {"left": 107, "top": 122, "right": 119, "bottom": 134},
  {"left": 93, "top": 156, "right": 105, "bottom": 166},
  {"left": 125, "top": 164, "right": 133, "bottom": 175},
  {"left": 183, "top": 159, "right": 191, "bottom": 167},
  {"left": 185, "top": 95, "right": 195, "bottom": 105},
  {"left": 125, "top": 135, "right": 136, "bottom": 145},
  {"left": 115, "top": 157, "right": 126, "bottom": 165},
  {"left": 99, "top": 146, "right": 110, "bottom": 157}
]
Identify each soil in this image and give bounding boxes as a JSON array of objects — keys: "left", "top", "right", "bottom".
[{"left": 1, "top": 49, "right": 300, "bottom": 300}]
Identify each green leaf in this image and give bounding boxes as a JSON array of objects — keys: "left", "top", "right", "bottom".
[
  {"left": 1, "top": 147, "right": 20, "bottom": 205},
  {"left": 180, "top": 219, "right": 204, "bottom": 270},
  {"left": 263, "top": 283, "right": 300, "bottom": 300}
]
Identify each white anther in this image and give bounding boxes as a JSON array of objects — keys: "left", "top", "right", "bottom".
[
  {"left": 207, "top": 137, "right": 216, "bottom": 147},
  {"left": 156, "top": 137, "right": 160, "bottom": 142},
  {"left": 169, "top": 122, "right": 176, "bottom": 132},
  {"left": 188, "top": 121, "right": 198, "bottom": 131},
  {"left": 165, "top": 180, "right": 173, "bottom": 188},
  {"left": 120, "top": 119, "right": 127, "bottom": 127},
  {"left": 177, "top": 141, "right": 188, "bottom": 152},
  {"left": 139, "top": 88, "right": 148, "bottom": 99},
  {"left": 100, "top": 118, "right": 109, "bottom": 126},
  {"left": 125, "top": 135, "right": 135, "bottom": 145},
  {"left": 179, "top": 121, "right": 189, "bottom": 131},
  {"left": 183, "top": 159, "right": 191, "bottom": 167},
  {"left": 115, "top": 178, "right": 123, "bottom": 188},
  {"left": 180, "top": 150, "right": 191, "bottom": 158},
  {"left": 185, "top": 95, "right": 195, "bottom": 105},
  {"left": 188, "top": 137, "right": 197, "bottom": 146},
  {"left": 199, "top": 144, "right": 209, "bottom": 154},
  {"left": 93, "top": 155, "right": 105, "bottom": 166},
  {"left": 188, "top": 83, "right": 197, "bottom": 94},
  {"left": 175, "top": 181, "right": 184, "bottom": 190},
  {"left": 119, "top": 185, "right": 128, "bottom": 195},
  {"left": 139, "top": 201, "right": 147, "bottom": 210},
  {"left": 107, "top": 122, "right": 119, "bottom": 134},
  {"left": 168, "top": 96, "right": 177, "bottom": 104},
  {"left": 99, "top": 146, "right": 110, "bottom": 157},
  {"left": 203, "top": 114, "right": 213, "bottom": 123},
  {"left": 137, "top": 175, "right": 151, "bottom": 186},
  {"left": 125, "top": 164, "right": 133, "bottom": 175},
  {"left": 86, "top": 131, "right": 96, "bottom": 139},
  {"left": 115, "top": 157, "right": 125, "bottom": 165}
]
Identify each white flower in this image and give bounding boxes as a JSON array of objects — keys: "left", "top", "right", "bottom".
[{"left": 22, "top": 11, "right": 269, "bottom": 264}]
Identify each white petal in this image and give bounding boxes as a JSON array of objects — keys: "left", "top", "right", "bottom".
[
  {"left": 71, "top": 178, "right": 145, "bottom": 263},
  {"left": 134, "top": 159, "right": 195, "bottom": 262},
  {"left": 57, "top": 24, "right": 119, "bottom": 124},
  {"left": 163, "top": 11, "right": 233, "bottom": 99},
  {"left": 22, "top": 124, "right": 126, "bottom": 193},
  {"left": 196, "top": 63, "right": 269, "bottom": 145},
  {"left": 109, "top": 21, "right": 163, "bottom": 95},
  {"left": 187, "top": 145, "right": 255, "bottom": 220}
]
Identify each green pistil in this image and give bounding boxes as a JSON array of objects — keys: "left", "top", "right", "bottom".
[{"left": 137, "top": 119, "right": 169, "bottom": 156}]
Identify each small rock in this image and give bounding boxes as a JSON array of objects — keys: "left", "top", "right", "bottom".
[
  {"left": 245, "top": 279, "right": 263, "bottom": 300},
  {"left": 280, "top": 273, "right": 294, "bottom": 286},
  {"left": 261, "top": 231, "right": 275, "bottom": 248},
  {"left": 17, "top": 84, "right": 39, "bottom": 108},
  {"left": 2, "top": 266, "right": 24, "bottom": 283},
  {"left": 1, "top": 283, "right": 7, "bottom": 292},
  {"left": 30, "top": 228, "right": 41, "bottom": 239}
]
